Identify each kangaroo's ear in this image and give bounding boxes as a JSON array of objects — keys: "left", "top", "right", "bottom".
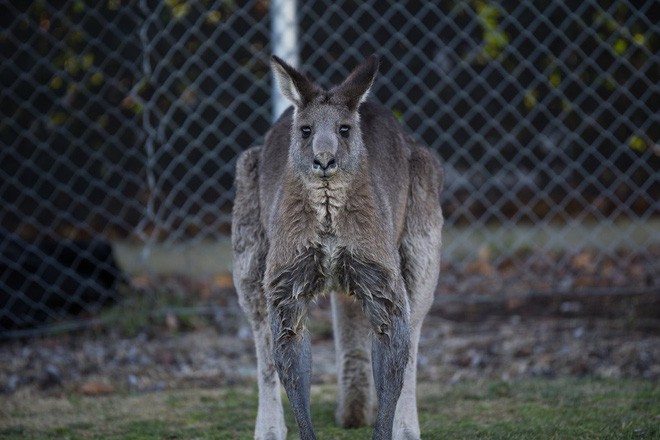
[
  {"left": 332, "top": 54, "right": 379, "bottom": 111},
  {"left": 271, "top": 55, "right": 320, "bottom": 109}
]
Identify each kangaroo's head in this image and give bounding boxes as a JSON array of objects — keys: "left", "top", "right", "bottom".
[{"left": 271, "top": 55, "right": 379, "bottom": 182}]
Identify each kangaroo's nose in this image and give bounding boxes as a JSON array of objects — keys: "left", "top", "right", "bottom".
[{"left": 312, "top": 152, "right": 337, "bottom": 175}]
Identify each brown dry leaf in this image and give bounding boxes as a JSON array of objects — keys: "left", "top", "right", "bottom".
[
  {"left": 628, "top": 263, "right": 644, "bottom": 277},
  {"left": 213, "top": 273, "right": 234, "bottom": 289},
  {"left": 465, "top": 259, "right": 495, "bottom": 276},
  {"left": 572, "top": 251, "right": 595, "bottom": 273},
  {"left": 514, "top": 346, "right": 533, "bottom": 358},
  {"left": 165, "top": 313, "right": 179, "bottom": 331},
  {"left": 198, "top": 279, "right": 213, "bottom": 300},
  {"left": 498, "top": 257, "right": 517, "bottom": 276},
  {"left": 537, "top": 353, "right": 554, "bottom": 367},
  {"left": 477, "top": 245, "right": 492, "bottom": 261},
  {"left": 574, "top": 276, "right": 593, "bottom": 288},
  {"left": 80, "top": 381, "right": 115, "bottom": 396},
  {"left": 131, "top": 275, "right": 151, "bottom": 289},
  {"left": 506, "top": 297, "right": 523, "bottom": 310},
  {"left": 120, "top": 95, "right": 135, "bottom": 110}
]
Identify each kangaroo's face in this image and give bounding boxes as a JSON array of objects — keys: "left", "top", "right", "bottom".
[
  {"left": 289, "top": 101, "right": 362, "bottom": 180},
  {"left": 271, "top": 55, "right": 379, "bottom": 182}
]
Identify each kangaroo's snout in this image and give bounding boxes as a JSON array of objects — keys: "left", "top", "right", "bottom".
[{"left": 312, "top": 152, "right": 337, "bottom": 177}]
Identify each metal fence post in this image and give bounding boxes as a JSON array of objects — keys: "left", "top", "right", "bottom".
[{"left": 270, "top": 0, "right": 299, "bottom": 121}]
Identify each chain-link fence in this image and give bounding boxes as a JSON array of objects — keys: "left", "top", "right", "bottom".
[{"left": 1, "top": 0, "right": 658, "bottom": 337}]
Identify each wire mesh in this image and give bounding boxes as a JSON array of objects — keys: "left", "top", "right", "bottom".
[{"left": 1, "top": 0, "right": 658, "bottom": 336}]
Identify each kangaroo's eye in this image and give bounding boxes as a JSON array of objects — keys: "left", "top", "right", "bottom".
[
  {"left": 339, "top": 125, "right": 351, "bottom": 138},
  {"left": 301, "top": 126, "right": 312, "bottom": 139}
]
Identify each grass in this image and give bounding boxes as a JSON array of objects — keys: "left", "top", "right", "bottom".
[{"left": 0, "top": 378, "right": 658, "bottom": 439}]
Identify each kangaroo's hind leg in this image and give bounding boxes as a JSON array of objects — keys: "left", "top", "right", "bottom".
[
  {"left": 232, "top": 146, "right": 286, "bottom": 440},
  {"left": 394, "top": 145, "right": 444, "bottom": 440},
  {"left": 331, "top": 291, "right": 375, "bottom": 428},
  {"left": 265, "top": 243, "right": 329, "bottom": 440}
]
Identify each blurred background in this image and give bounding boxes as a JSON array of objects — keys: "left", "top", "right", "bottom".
[{"left": 0, "top": 0, "right": 658, "bottom": 341}]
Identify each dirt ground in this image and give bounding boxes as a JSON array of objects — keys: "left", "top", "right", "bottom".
[
  {"left": 0, "top": 285, "right": 658, "bottom": 399},
  {"left": 1, "top": 246, "right": 658, "bottom": 398}
]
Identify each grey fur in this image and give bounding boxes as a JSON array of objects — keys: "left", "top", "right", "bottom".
[{"left": 232, "top": 55, "right": 443, "bottom": 440}]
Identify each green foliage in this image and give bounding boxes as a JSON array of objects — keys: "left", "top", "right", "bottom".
[
  {"left": 475, "top": 1, "right": 509, "bottom": 61},
  {"left": 391, "top": 108, "right": 404, "bottom": 122},
  {"left": 165, "top": 0, "right": 191, "bottom": 20},
  {"left": 628, "top": 136, "right": 647, "bottom": 153}
]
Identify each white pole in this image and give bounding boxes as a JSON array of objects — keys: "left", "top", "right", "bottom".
[{"left": 271, "top": 0, "right": 299, "bottom": 121}]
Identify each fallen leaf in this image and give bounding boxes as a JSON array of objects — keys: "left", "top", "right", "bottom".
[
  {"left": 213, "top": 273, "right": 234, "bottom": 289},
  {"left": 572, "top": 251, "right": 595, "bottom": 273},
  {"left": 165, "top": 313, "right": 179, "bottom": 331},
  {"left": 80, "top": 381, "right": 115, "bottom": 396},
  {"left": 465, "top": 259, "right": 495, "bottom": 276}
]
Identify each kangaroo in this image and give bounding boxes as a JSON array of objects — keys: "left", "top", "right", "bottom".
[{"left": 232, "top": 54, "right": 443, "bottom": 440}]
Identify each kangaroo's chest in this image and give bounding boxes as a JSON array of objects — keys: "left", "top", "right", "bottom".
[
  {"left": 270, "top": 179, "right": 389, "bottom": 298},
  {"left": 306, "top": 182, "right": 349, "bottom": 290},
  {"left": 308, "top": 180, "right": 348, "bottom": 233}
]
